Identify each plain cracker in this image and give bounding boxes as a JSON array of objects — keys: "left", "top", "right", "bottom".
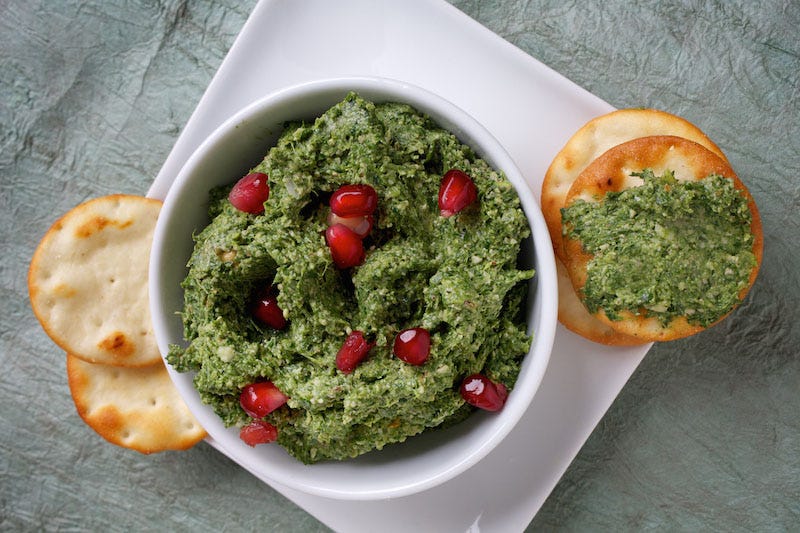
[
  {"left": 67, "top": 353, "right": 206, "bottom": 453},
  {"left": 29, "top": 195, "right": 162, "bottom": 367},
  {"left": 562, "top": 135, "right": 763, "bottom": 342}
]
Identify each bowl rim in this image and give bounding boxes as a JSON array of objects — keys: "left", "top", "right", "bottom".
[{"left": 149, "top": 76, "right": 557, "bottom": 500}]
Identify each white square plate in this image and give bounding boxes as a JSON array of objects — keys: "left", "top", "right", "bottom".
[{"left": 147, "top": 1, "right": 652, "bottom": 530}]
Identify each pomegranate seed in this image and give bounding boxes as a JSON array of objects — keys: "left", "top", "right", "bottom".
[
  {"left": 325, "top": 223, "right": 365, "bottom": 269},
  {"left": 229, "top": 172, "right": 270, "bottom": 214},
  {"left": 330, "top": 184, "right": 378, "bottom": 217},
  {"left": 459, "top": 374, "right": 508, "bottom": 411},
  {"left": 239, "top": 381, "right": 288, "bottom": 418},
  {"left": 336, "top": 331, "right": 375, "bottom": 373},
  {"left": 438, "top": 169, "right": 478, "bottom": 217},
  {"left": 250, "top": 286, "right": 287, "bottom": 329},
  {"left": 239, "top": 420, "right": 278, "bottom": 446},
  {"left": 327, "top": 211, "right": 374, "bottom": 238},
  {"left": 392, "top": 327, "right": 431, "bottom": 365}
]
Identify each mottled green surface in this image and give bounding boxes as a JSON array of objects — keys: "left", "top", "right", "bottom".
[
  {"left": 2, "top": 0, "right": 798, "bottom": 531},
  {"left": 170, "top": 94, "right": 532, "bottom": 463},
  {"left": 561, "top": 171, "right": 757, "bottom": 327}
]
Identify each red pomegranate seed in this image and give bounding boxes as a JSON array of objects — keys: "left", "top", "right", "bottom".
[
  {"left": 336, "top": 331, "right": 375, "bottom": 374},
  {"left": 330, "top": 184, "right": 378, "bottom": 217},
  {"left": 327, "top": 211, "right": 374, "bottom": 238},
  {"left": 239, "top": 381, "right": 288, "bottom": 418},
  {"left": 459, "top": 374, "right": 508, "bottom": 411},
  {"left": 325, "top": 223, "right": 365, "bottom": 269},
  {"left": 438, "top": 169, "right": 478, "bottom": 217},
  {"left": 229, "top": 172, "right": 270, "bottom": 214},
  {"left": 239, "top": 420, "right": 278, "bottom": 447},
  {"left": 392, "top": 327, "right": 431, "bottom": 365},
  {"left": 250, "top": 286, "right": 287, "bottom": 330}
]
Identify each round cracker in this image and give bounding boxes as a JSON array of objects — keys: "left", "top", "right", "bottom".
[
  {"left": 541, "top": 109, "right": 726, "bottom": 345},
  {"left": 556, "top": 258, "right": 647, "bottom": 346},
  {"left": 542, "top": 108, "right": 727, "bottom": 259},
  {"left": 67, "top": 353, "right": 206, "bottom": 453},
  {"left": 562, "top": 135, "right": 763, "bottom": 342},
  {"left": 29, "top": 195, "right": 162, "bottom": 367}
]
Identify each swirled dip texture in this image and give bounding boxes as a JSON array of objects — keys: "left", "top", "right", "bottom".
[
  {"left": 167, "top": 93, "right": 534, "bottom": 463},
  {"left": 562, "top": 170, "right": 757, "bottom": 327}
]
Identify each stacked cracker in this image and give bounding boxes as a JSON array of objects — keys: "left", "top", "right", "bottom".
[
  {"left": 542, "top": 110, "right": 763, "bottom": 344},
  {"left": 29, "top": 195, "right": 205, "bottom": 453}
]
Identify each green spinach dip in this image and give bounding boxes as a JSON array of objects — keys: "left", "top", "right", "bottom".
[
  {"left": 167, "top": 93, "right": 534, "bottom": 463},
  {"left": 561, "top": 169, "right": 757, "bottom": 327}
]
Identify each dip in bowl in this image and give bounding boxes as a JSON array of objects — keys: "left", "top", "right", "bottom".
[{"left": 150, "top": 77, "right": 557, "bottom": 499}]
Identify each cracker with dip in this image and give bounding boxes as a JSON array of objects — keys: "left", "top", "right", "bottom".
[
  {"left": 558, "top": 135, "right": 762, "bottom": 342},
  {"left": 542, "top": 109, "right": 761, "bottom": 344}
]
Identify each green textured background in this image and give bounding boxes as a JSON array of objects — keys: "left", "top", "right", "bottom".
[{"left": 2, "top": 1, "right": 798, "bottom": 530}]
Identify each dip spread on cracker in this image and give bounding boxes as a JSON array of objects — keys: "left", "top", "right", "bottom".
[
  {"left": 563, "top": 160, "right": 759, "bottom": 338},
  {"left": 543, "top": 117, "right": 762, "bottom": 344}
]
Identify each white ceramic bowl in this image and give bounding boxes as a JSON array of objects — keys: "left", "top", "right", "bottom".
[{"left": 149, "top": 77, "right": 557, "bottom": 500}]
